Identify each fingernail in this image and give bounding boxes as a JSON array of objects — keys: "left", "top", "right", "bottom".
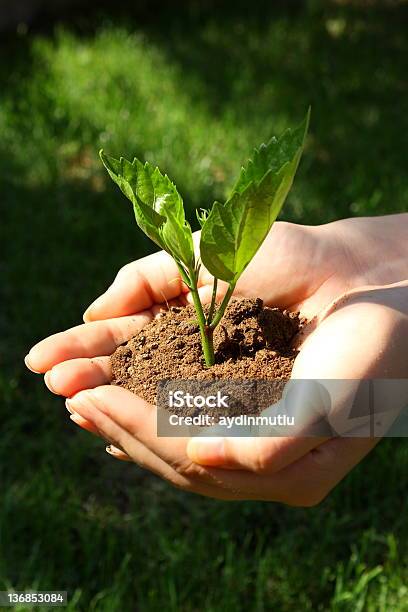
[
  {"left": 24, "top": 354, "right": 41, "bottom": 374},
  {"left": 83, "top": 305, "right": 94, "bottom": 322},
  {"left": 65, "top": 398, "right": 75, "bottom": 414},
  {"left": 106, "top": 444, "right": 120, "bottom": 455},
  {"left": 187, "top": 437, "right": 225, "bottom": 465},
  {"left": 44, "top": 370, "right": 58, "bottom": 395},
  {"left": 66, "top": 391, "right": 95, "bottom": 413},
  {"left": 83, "top": 294, "right": 106, "bottom": 321}
]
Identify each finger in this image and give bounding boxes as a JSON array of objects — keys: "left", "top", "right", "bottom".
[
  {"left": 69, "top": 412, "right": 100, "bottom": 434},
  {"left": 44, "top": 357, "right": 111, "bottom": 397},
  {"left": 64, "top": 386, "right": 282, "bottom": 492},
  {"left": 66, "top": 386, "right": 201, "bottom": 475},
  {"left": 66, "top": 386, "right": 376, "bottom": 504},
  {"left": 65, "top": 386, "right": 248, "bottom": 495},
  {"left": 83, "top": 250, "right": 185, "bottom": 322},
  {"left": 66, "top": 394, "right": 107, "bottom": 435},
  {"left": 194, "top": 435, "right": 378, "bottom": 505},
  {"left": 25, "top": 313, "right": 152, "bottom": 373},
  {"left": 289, "top": 435, "right": 378, "bottom": 504},
  {"left": 186, "top": 435, "right": 326, "bottom": 473},
  {"left": 62, "top": 386, "right": 316, "bottom": 502},
  {"left": 81, "top": 221, "right": 322, "bottom": 324},
  {"left": 185, "top": 380, "right": 329, "bottom": 471},
  {"left": 65, "top": 390, "right": 242, "bottom": 500}
]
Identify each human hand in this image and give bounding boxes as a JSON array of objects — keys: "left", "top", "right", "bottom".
[
  {"left": 25, "top": 216, "right": 408, "bottom": 504},
  {"left": 77, "top": 213, "right": 408, "bottom": 322}
]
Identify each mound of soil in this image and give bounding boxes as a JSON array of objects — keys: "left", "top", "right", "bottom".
[{"left": 111, "top": 298, "right": 304, "bottom": 415}]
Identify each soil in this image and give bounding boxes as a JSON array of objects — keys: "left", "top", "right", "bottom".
[{"left": 110, "top": 298, "right": 304, "bottom": 418}]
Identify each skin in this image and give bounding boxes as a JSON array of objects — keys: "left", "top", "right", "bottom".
[{"left": 25, "top": 214, "right": 408, "bottom": 505}]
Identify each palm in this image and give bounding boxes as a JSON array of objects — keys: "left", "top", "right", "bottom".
[{"left": 199, "top": 221, "right": 351, "bottom": 320}]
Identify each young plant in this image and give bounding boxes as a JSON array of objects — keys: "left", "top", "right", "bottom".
[{"left": 100, "top": 109, "right": 310, "bottom": 367}]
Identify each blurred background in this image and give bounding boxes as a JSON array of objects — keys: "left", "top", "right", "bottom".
[{"left": 1, "top": 0, "right": 407, "bottom": 609}]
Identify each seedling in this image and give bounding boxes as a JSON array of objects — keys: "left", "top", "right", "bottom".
[{"left": 100, "top": 109, "right": 310, "bottom": 367}]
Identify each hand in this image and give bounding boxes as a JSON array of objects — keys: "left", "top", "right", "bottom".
[{"left": 25, "top": 216, "right": 408, "bottom": 504}]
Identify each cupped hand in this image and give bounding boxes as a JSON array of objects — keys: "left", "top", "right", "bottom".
[{"left": 25, "top": 216, "right": 408, "bottom": 504}]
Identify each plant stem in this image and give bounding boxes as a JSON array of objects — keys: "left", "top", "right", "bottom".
[
  {"left": 176, "top": 263, "right": 229, "bottom": 367},
  {"left": 207, "top": 277, "right": 218, "bottom": 324},
  {"left": 209, "top": 282, "right": 236, "bottom": 330},
  {"left": 177, "top": 263, "right": 193, "bottom": 291},
  {"left": 176, "top": 262, "right": 215, "bottom": 366},
  {"left": 190, "top": 284, "right": 215, "bottom": 367}
]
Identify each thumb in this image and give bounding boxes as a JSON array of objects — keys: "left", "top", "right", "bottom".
[{"left": 186, "top": 435, "right": 323, "bottom": 473}]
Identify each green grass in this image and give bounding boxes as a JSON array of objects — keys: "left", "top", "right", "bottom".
[{"left": 1, "top": 1, "right": 408, "bottom": 610}]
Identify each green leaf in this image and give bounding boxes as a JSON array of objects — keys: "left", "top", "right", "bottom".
[
  {"left": 100, "top": 150, "right": 194, "bottom": 267},
  {"left": 200, "top": 109, "right": 310, "bottom": 283},
  {"left": 196, "top": 208, "right": 209, "bottom": 228}
]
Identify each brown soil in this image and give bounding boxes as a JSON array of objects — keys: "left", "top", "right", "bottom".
[{"left": 110, "top": 298, "right": 304, "bottom": 417}]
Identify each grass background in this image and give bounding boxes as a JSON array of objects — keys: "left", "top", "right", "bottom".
[{"left": 1, "top": 1, "right": 407, "bottom": 609}]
